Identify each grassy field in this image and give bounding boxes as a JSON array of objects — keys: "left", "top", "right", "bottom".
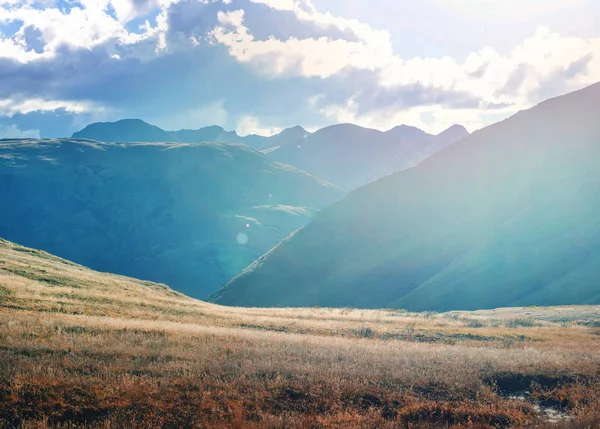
[{"left": 1, "top": 238, "right": 599, "bottom": 428}]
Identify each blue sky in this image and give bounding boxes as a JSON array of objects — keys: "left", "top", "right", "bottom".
[{"left": 0, "top": 0, "right": 599, "bottom": 138}]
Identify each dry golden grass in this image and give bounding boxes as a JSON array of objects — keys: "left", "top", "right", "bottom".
[{"left": 1, "top": 238, "right": 599, "bottom": 428}]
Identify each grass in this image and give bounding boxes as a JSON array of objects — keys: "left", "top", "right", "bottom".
[{"left": 1, "top": 238, "right": 600, "bottom": 428}]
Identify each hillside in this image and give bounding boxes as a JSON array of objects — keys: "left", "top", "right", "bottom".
[
  {"left": 71, "top": 119, "right": 174, "bottom": 142},
  {"left": 0, "top": 139, "right": 341, "bottom": 298},
  {"left": 72, "top": 119, "right": 267, "bottom": 148},
  {"left": 2, "top": 237, "right": 600, "bottom": 427},
  {"left": 213, "top": 82, "right": 600, "bottom": 311},
  {"left": 265, "top": 123, "right": 469, "bottom": 189}
]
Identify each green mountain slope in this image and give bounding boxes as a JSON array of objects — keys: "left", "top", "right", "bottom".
[
  {"left": 212, "top": 82, "right": 600, "bottom": 311},
  {"left": 0, "top": 139, "right": 341, "bottom": 298}
]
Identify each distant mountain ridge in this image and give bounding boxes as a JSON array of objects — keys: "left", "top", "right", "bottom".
[
  {"left": 72, "top": 119, "right": 265, "bottom": 147},
  {"left": 263, "top": 123, "right": 469, "bottom": 189},
  {"left": 0, "top": 139, "right": 342, "bottom": 298},
  {"left": 212, "top": 82, "right": 600, "bottom": 311},
  {"left": 72, "top": 120, "right": 469, "bottom": 189}
]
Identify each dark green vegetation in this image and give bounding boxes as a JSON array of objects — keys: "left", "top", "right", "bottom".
[
  {"left": 266, "top": 123, "right": 469, "bottom": 189},
  {"left": 0, "top": 140, "right": 341, "bottom": 298},
  {"left": 214, "top": 82, "right": 600, "bottom": 311}
]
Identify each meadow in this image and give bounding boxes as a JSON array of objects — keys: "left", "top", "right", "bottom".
[{"left": 1, "top": 238, "right": 599, "bottom": 428}]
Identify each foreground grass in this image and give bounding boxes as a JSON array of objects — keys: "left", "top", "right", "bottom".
[{"left": 1, "top": 239, "right": 599, "bottom": 428}]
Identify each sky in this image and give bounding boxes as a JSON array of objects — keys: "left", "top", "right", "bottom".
[{"left": 0, "top": 0, "right": 599, "bottom": 138}]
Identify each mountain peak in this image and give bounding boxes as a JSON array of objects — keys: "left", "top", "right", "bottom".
[
  {"left": 437, "top": 124, "right": 469, "bottom": 138},
  {"left": 179, "top": 125, "right": 225, "bottom": 133},
  {"left": 387, "top": 124, "right": 427, "bottom": 136},
  {"left": 114, "top": 118, "right": 150, "bottom": 125},
  {"left": 289, "top": 125, "right": 307, "bottom": 132},
  {"left": 391, "top": 124, "right": 421, "bottom": 131},
  {"left": 278, "top": 125, "right": 308, "bottom": 137},
  {"left": 72, "top": 119, "right": 171, "bottom": 142},
  {"left": 260, "top": 125, "right": 311, "bottom": 150}
]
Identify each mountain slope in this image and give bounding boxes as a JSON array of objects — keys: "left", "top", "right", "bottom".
[
  {"left": 212, "top": 82, "right": 600, "bottom": 311},
  {"left": 72, "top": 119, "right": 174, "bottom": 142},
  {"left": 261, "top": 125, "right": 310, "bottom": 150},
  {"left": 72, "top": 119, "right": 268, "bottom": 148},
  {"left": 0, "top": 139, "right": 341, "bottom": 298},
  {"left": 0, "top": 237, "right": 188, "bottom": 314},
  {"left": 265, "top": 123, "right": 469, "bottom": 189}
]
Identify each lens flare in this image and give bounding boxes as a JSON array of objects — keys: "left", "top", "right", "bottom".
[{"left": 236, "top": 232, "right": 249, "bottom": 245}]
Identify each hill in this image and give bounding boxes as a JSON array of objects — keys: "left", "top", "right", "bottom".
[
  {"left": 213, "top": 82, "right": 600, "bottom": 311},
  {"left": 0, "top": 139, "right": 341, "bottom": 298},
  {"left": 2, "top": 237, "right": 600, "bottom": 427},
  {"left": 265, "top": 123, "right": 469, "bottom": 189},
  {"left": 72, "top": 119, "right": 267, "bottom": 148}
]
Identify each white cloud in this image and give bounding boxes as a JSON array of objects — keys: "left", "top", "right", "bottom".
[
  {"left": 0, "top": 0, "right": 173, "bottom": 63},
  {"left": 236, "top": 116, "right": 282, "bottom": 136},
  {"left": 0, "top": 98, "right": 100, "bottom": 116},
  {"left": 213, "top": 4, "right": 600, "bottom": 106},
  {"left": 0, "top": 124, "right": 40, "bottom": 138},
  {"left": 211, "top": 10, "right": 391, "bottom": 78},
  {"left": 324, "top": 101, "right": 520, "bottom": 135},
  {"left": 211, "top": 2, "right": 600, "bottom": 132},
  {"left": 0, "top": 0, "right": 598, "bottom": 135},
  {"left": 217, "top": 9, "right": 245, "bottom": 27}
]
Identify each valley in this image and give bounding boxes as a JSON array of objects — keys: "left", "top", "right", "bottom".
[
  {"left": 2, "top": 2, "right": 599, "bottom": 427},
  {"left": 215, "top": 82, "right": 600, "bottom": 312},
  {"left": 0, "top": 139, "right": 341, "bottom": 299}
]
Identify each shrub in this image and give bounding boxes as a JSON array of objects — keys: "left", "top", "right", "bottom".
[
  {"left": 504, "top": 318, "right": 539, "bottom": 328},
  {"left": 353, "top": 327, "right": 374, "bottom": 338}
]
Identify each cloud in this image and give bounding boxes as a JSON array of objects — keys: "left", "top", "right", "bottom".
[
  {"left": 0, "top": 123, "right": 40, "bottom": 138},
  {"left": 0, "top": 0, "right": 598, "bottom": 138},
  {"left": 208, "top": 6, "right": 600, "bottom": 124},
  {"left": 236, "top": 116, "right": 282, "bottom": 136},
  {"left": 497, "top": 64, "right": 530, "bottom": 96},
  {"left": 210, "top": 7, "right": 392, "bottom": 79},
  {"left": 0, "top": 97, "right": 99, "bottom": 116}
]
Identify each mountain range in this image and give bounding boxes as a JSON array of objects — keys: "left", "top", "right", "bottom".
[
  {"left": 0, "top": 139, "right": 341, "bottom": 298},
  {"left": 72, "top": 119, "right": 268, "bottom": 148},
  {"left": 72, "top": 120, "right": 469, "bottom": 190},
  {"left": 264, "top": 123, "right": 469, "bottom": 189},
  {"left": 212, "top": 82, "right": 600, "bottom": 311}
]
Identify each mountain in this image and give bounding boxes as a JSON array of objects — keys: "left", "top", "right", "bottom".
[
  {"left": 261, "top": 125, "right": 311, "bottom": 150},
  {"left": 72, "top": 121, "right": 469, "bottom": 190},
  {"left": 212, "top": 82, "right": 600, "bottom": 311},
  {"left": 171, "top": 125, "right": 248, "bottom": 144},
  {"left": 72, "top": 119, "right": 268, "bottom": 148},
  {"left": 0, "top": 139, "right": 341, "bottom": 298},
  {"left": 436, "top": 124, "right": 470, "bottom": 144},
  {"left": 264, "top": 123, "right": 469, "bottom": 189},
  {"left": 72, "top": 119, "right": 174, "bottom": 142}
]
